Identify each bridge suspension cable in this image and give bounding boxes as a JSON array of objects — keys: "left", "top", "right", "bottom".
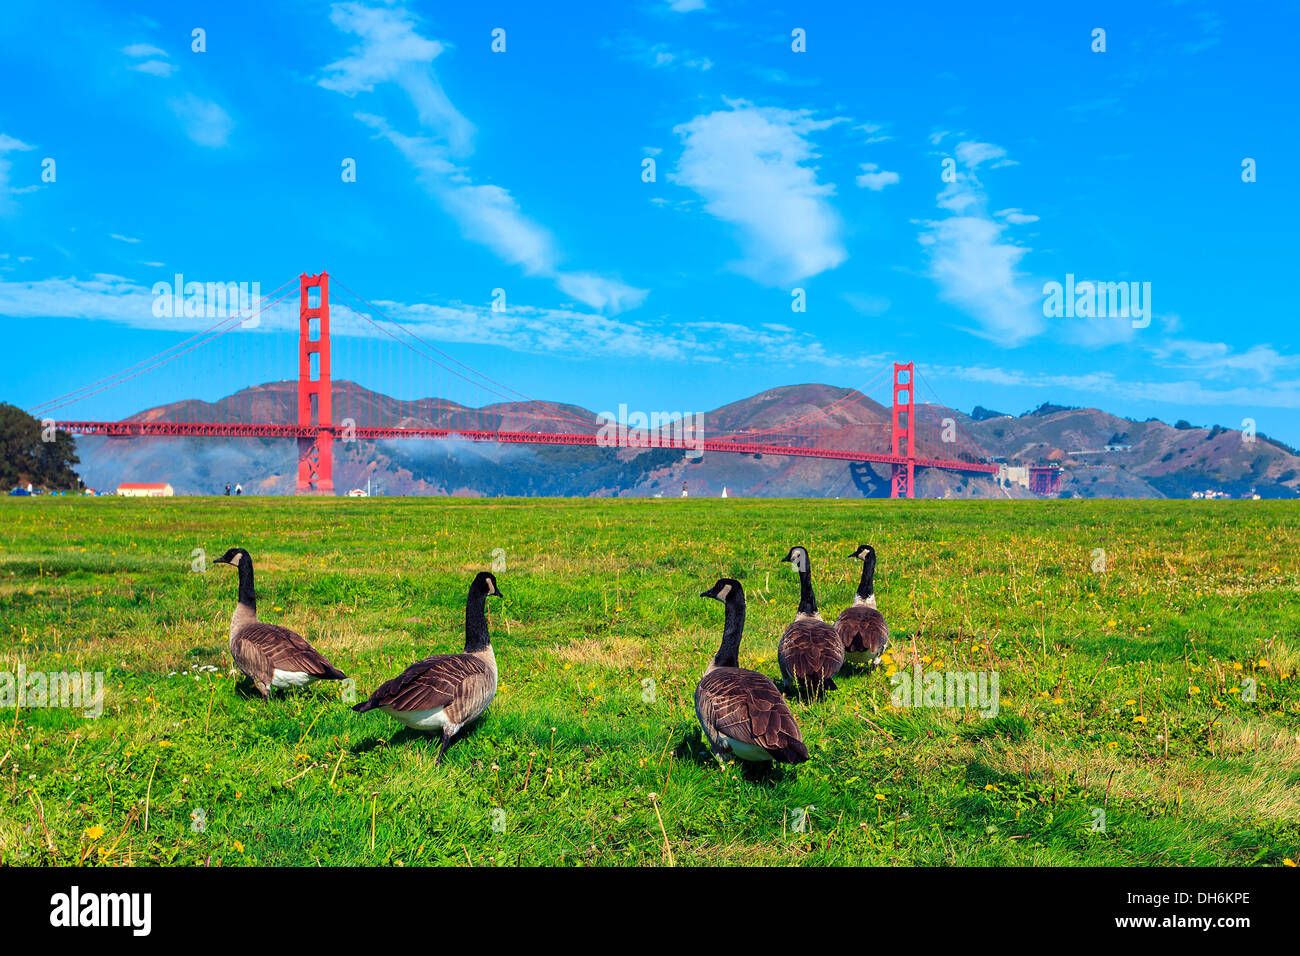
[{"left": 29, "top": 277, "right": 299, "bottom": 418}]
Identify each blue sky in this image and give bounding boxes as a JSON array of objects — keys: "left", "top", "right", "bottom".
[{"left": 2, "top": 0, "right": 1298, "bottom": 442}]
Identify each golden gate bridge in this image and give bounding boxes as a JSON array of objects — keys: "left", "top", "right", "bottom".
[{"left": 32, "top": 272, "right": 997, "bottom": 497}]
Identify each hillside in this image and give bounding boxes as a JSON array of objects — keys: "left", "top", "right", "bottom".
[{"left": 70, "top": 381, "right": 1300, "bottom": 498}]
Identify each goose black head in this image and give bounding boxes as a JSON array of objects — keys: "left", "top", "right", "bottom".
[
  {"left": 472, "top": 571, "right": 503, "bottom": 599},
  {"left": 700, "top": 577, "right": 744, "bottom": 603},
  {"left": 850, "top": 544, "right": 876, "bottom": 564},
  {"left": 781, "top": 545, "right": 810, "bottom": 572},
  {"left": 213, "top": 547, "right": 250, "bottom": 567}
]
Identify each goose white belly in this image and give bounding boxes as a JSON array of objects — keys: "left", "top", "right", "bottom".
[
  {"left": 379, "top": 704, "right": 454, "bottom": 732},
  {"left": 722, "top": 736, "right": 772, "bottom": 762},
  {"left": 271, "top": 669, "right": 317, "bottom": 688}
]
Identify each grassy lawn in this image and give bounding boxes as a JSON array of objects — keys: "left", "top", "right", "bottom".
[{"left": 0, "top": 496, "right": 1297, "bottom": 867}]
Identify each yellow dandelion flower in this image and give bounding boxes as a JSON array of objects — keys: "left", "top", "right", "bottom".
[
  {"left": 233, "top": 841, "right": 245, "bottom": 854},
  {"left": 1284, "top": 858, "right": 1296, "bottom": 867},
  {"left": 84, "top": 825, "right": 105, "bottom": 840},
  {"left": 1133, "top": 715, "right": 1147, "bottom": 724}
]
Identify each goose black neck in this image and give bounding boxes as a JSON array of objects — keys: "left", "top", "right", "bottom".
[
  {"left": 465, "top": 589, "right": 491, "bottom": 651},
  {"left": 713, "top": 598, "right": 746, "bottom": 668},
  {"left": 236, "top": 558, "right": 256, "bottom": 611},
  {"left": 856, "top": 558, "right": 876, "bottom": 601},
  {"left": 796, "top": 565, "right": 817, "bottom": 615}
]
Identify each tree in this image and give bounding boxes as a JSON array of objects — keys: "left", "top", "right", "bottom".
[{"left": 0, "top": 403, "right": 81, "bottom": 489}]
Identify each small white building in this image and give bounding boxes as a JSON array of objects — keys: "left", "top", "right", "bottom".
[
  {"left": 116, "top": 482, "right": 174, "bottom": 497},
  {"left": 996, "top": 464, "right": 1030, "bottom": 489}
]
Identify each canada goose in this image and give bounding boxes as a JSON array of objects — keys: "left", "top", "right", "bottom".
[
  {"left": 352, "top": 571, "right": 502, "bottom": 765},
  {"left": 212, "top": 547, "right": 346, "bottom": 698},
  {"left": 835, "top": 544, "right": 890, "bottom": 667},
  {"left": 696, "top": 578, "right": 808, "bottom": 765},
  {"left": 777, "top": 546, "right": 844, "bottom": 696}
]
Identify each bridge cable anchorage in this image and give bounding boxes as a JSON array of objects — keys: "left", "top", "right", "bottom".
[
  {"left": 29, "top": 275, "right": 299, "bottom": 417},
  {"left": 36, "top": 285, "right": 298, "bottom": 418}
]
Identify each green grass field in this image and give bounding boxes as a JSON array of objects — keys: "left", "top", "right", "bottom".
[{"left": 1, "top": 497, "right": 1297, "bottom": 867}]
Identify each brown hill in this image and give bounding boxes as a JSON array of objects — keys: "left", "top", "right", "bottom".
[{"left": 74, "top": 381, "right": 1300, "bottom": 499}]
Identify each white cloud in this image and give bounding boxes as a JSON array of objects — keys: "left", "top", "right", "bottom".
[
  {"left": 122, "top": 43, "right": 175, "bottom": 77},
  {"left": 670, "top": 100, "right": 847, "bottom": 286},
  {"left": 853, "top": 122, "right": 891, "bottom": 144},
  {"left": 1148, "top": 339, "right": 1300, "bottom": 382},
  {"left": 918, "top": 139, "right": 1042, "bottom": 346},
  {"left": 122, "top": 43, "right": 167, "bottom": 58},
  {"left": 666, "top": 0, "right": 706, "bottom": 11},
  {"left": 855, "top": 162, "right": 899, "bottom": 191},
  {"left": 319, "top": 1, "right": 473, "bottom": 153},
  {"left": 0, "top": 134, "right": 36, "bottom": 215},
  {"left": 607, "top": 33, "right": 713, "bottom": 72},
  {"left": 995, "top": 207, "right": 1038, "bottom": 224},
  {"left": 110, "top": 233, "right": 141, "bottom": 244},
  {"left": 0, "top": 273, "right": 874, "bottom": 371},
  {"left": 325, "top": 6, "right": 644, "bottom": 313},
  {"left": 954, "top": 141, "right": 1006, "bottom": 169},
  {"left": 169, "top": 94, "right": 234, "bottom": 147},
  {"left": 131, "top": 60, "right": 177, "bottom": 77},
  {"left": 929, "top": 362, "right": 1300, "bottom": 410}
]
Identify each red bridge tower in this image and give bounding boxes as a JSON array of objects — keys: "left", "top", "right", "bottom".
[
  {"left": 890, "top": 361, "right": 915, "bottom": 498},
  {"left": 296, "top": 272, "right": 334, "bottom": 494}
]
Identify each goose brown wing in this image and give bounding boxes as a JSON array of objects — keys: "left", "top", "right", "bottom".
[
  {"left": 834, "top": 605, "right": 890, "bottom": 656},
  {"left": 237, "top": 622, "right": 345, "bottom": 678},
  {"left": 361, "top": 653, "right": 494, "bottom": 723},
  {"left": 230, "top": 633, "right": 275, "bottom": 692},
  {"left": 780, "top": 619, "right": 844, "bottom": 680},
  {"left": 696, "top": 668, "right": 808, "bottom": 763}
]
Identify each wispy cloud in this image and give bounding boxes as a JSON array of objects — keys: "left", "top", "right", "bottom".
[
  {"left": 670, "top": 100, "right": 847, "bottom": 286},
  {"left": 319, "top": 1, "right": 473, "bottom": 154},
  {"left": 931, "top": 361, "right": 1300, "bottom": 410},
  {"left": 1147, "top": 339, "right": 1300, "bottom": 382},
  {"left": 855, "top": 162, "right": 899, "bottom": 191},
  {"left": 109, "top": 233, "right": 141, "bottom": 244},
  {"left": 122, "top": 42, "right": 176, "bottom": 77},
  {"left": 607, "top": 33, "right": 713, "bottom": 71},
  {"left": 918, "top": 138, "right": 1042, "bottom": 346},
  {"left": 0, "top": 272, "right": 875, "bottom": 371},
  {"left": 323, "top": 3, "right": 644, "bottom": 313},
  {"left": 0, "top": 134, "right": 36, "bottom": 215},
  {"left": 169, "top": 94, "right": 234, "bottom": 148}
]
